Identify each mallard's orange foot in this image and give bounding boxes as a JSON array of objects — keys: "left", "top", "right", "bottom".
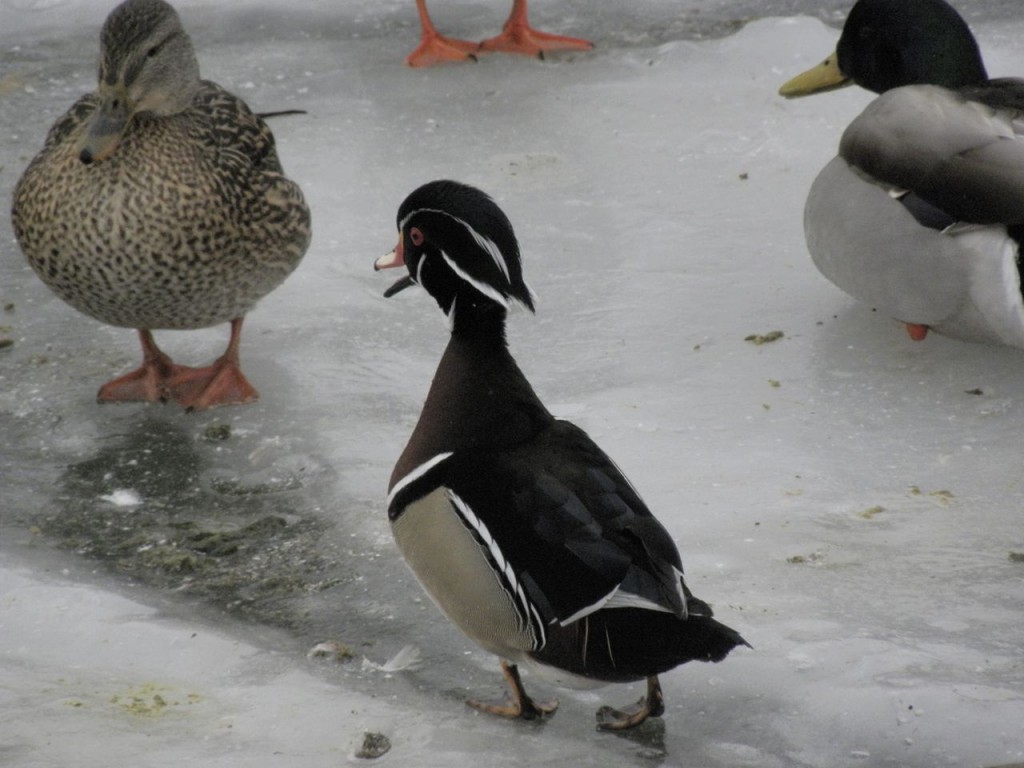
[
  {"left": 905, "top": 322, "right": 930, "bottom": 341},
  {"left": 407, "top": 33, "right": 479, "bottom": 67},
  {"left": 478, "top": 25, "right": 593, "bottom": 58},
  {"left": 165, "top": 359, "right": 259, "bottom": 411},
  {"left": 595, "top": 676, "right": 665, "bottom": 731},
  {"left": 468, "top": 661, "right": 558, "bottom": 721}
]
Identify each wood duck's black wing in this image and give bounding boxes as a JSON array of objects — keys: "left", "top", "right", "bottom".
[{"left": 440, "top": 418, "right": 690, "bottom": 631}]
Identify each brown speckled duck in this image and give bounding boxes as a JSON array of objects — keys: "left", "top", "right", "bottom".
[
  {"left": 375, "top": 180, "right": 747, "bottom": 729},
  {"left": 12, "top": 0, "right": 311, "bottom": 410}
]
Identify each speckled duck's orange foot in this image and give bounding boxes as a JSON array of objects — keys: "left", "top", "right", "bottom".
[
  {"left": 406, "top": 32, "right": 479, "bottom": 67},
  {"left": 97, "top": 329, "right": 183, "bottom": 404},
  {"left": 97, "top": 363, "right": 176, "bottom": 404},
  {"left": 162, "top": 317, "right": 259, "bottom": 411},
  {"left": 164, "top": 359, "right": 259, "bottom": 411},
  {"left": 595, "top": 676, "right": 665, "bottom": 731},
  {"left": 467, "top": 661, "right": 558, "bottom": 721},
  {"left": 905, "top": 322, "right": 930, "bottom": 341}
]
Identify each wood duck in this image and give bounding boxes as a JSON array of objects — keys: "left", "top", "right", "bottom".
[
  {"left": 779, "top": 0, "right": 1024, "bottom": 348},
  {"left": 12, "top": 0, "right": 311, "bottom": 410},
  {"left": 406, "top": 0, "right": 593, "bottom": 67},
  {"left": 374, "top": 180, "right": 747, "bottom": 730}
]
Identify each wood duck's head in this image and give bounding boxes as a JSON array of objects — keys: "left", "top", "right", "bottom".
[{"left": 375, "top": 180, "right": 536, "bottom": 329}]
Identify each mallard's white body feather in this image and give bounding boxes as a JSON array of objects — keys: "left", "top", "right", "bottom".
[{"left": 806, "top": 84, "right": 1024, "bottom": 346}]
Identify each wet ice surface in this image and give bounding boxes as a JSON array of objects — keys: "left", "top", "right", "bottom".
[{"left": 2, "top": 1, "right": 1024, "bottom": 766}]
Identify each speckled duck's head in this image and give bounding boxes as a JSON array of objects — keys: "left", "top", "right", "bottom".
[
  {"left": 780, "top": 0, "right": 987, "bottom": 97},
  {"left": 79, "top": 0, "right": 201, "bottom": 164},
  {"left": 375, "top": 180, "right": 536, "bottom": 331}
]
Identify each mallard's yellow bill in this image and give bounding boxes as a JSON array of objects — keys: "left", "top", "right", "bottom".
[{"left": 779, "top": 51, "right": 851, "bottom": 98}]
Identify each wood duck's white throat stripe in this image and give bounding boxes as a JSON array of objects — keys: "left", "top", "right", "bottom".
[
  {"left": 387, "top": 452, "right": 454, "bottom": 510},
  {"left": 447, "top": 490, "right": 546, "bottom": 650}
]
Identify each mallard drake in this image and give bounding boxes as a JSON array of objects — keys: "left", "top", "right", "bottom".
[
  {"left": 12, "top": 0, "right": 311, "bottom": 409},
  {"left": 374, "top": 180, "right": 747, "bottom": 729},
  {"left": 406, "top": 0, "right": 593, "bottom": 67},
  {"left": 779, "top": 0, "right": 1024, "bottom": 347}
]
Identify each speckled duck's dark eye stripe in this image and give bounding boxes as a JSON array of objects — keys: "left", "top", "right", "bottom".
[{"left": 122, "top": 32, "right": 175, "bottom": 87}]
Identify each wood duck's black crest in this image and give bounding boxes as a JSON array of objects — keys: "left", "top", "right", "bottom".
[
  {"left": 837, "top": 0, "right": 987, "bottom": 93},
  {"left": 382, "top": 181, "right": 536, "bottom": 327}
]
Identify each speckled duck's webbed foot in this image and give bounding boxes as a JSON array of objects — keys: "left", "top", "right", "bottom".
[
  {"left": 164, "top": 317, "right": 259, "bottom": 411},
  {"left": 97, "top": 329, "right": 182, "bottom": 404},
  {"left": 467, "top": 661, "right": 558, "bottom": 721},
  {"left": 595, "top": 676, "right": 665, "bottom": 731},
  {"left": 164, "top": 359, "right": 259, "bottom": 411}
]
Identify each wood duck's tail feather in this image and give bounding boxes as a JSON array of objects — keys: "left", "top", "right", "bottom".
[{"left": 537, "top": 601, "right": 749, "bottom": 684}]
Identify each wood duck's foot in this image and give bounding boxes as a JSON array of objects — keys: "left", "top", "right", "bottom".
[
  {"left": 164, "top": 358, "right": 259, "bottom": 411},
  {"left": 595, "top": 676, "right": 665, "bottom": 731},
  {"left": 406, "top": 32, "right": 479, "bottom": 67},
  {"left": 467, "top": 661, "right": 558, "bottom": 721}
]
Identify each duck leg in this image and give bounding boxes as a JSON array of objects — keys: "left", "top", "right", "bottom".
[
  {"left": 97, "top": 329, "right": 186, "bottom": 404},
  {"left": 164, "top": 317, "right": 259, "bottom": 411},
  {"left": 406, "top": 0, "right": 480, "bottom": 67},
  {"left": 595, "top": 675, "right": 665, "bottom": 731},
  {"left": 479, "top": 0, "right": 593, "bottom": 58},
  {"left": 467, "top": 660, "right": 558, "bottom": 721}
]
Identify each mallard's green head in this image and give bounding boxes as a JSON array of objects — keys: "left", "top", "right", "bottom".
[
  {"left": 79, "top": 0, "right": 201, "bottom": 164},
  {"left": 780, "top": 0, "right": 988, "bottom": 98}
]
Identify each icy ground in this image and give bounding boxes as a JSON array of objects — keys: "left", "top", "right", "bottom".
[{"left": 2, "top": 1, "right": 1023, "bottom": 766}]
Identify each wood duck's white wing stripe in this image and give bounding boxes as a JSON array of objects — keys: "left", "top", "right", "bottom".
[
  {"left": 603, "top": 588, "right": 677, "bottom": 614},
  {"left": 557, "top": 578, "right": 682, "bottom": 628},
  {"left": 558, "top": 586, "right": 618, "bottom": 626},
  {"left": 387, "top": 452, "right": 454, "bottom": 509},
  {"left": 441, "top": 250, "right": 511, "bottom": 308},
  {"left": 447, "top": 490, "right": 546, "bottom": 650}
]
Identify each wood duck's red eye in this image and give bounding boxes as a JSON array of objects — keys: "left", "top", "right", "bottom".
[{"left": 410, "top": 227, "right": 424, "bottom": 247}]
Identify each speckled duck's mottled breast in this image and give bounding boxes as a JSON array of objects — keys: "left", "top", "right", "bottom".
[{"left": 11, "top": 84, "right": 310, "bottom": 331}]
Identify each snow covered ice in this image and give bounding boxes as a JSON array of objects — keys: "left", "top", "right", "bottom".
[{"left": 1, "top": 1, "right": 1023, "bottom": 766}]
